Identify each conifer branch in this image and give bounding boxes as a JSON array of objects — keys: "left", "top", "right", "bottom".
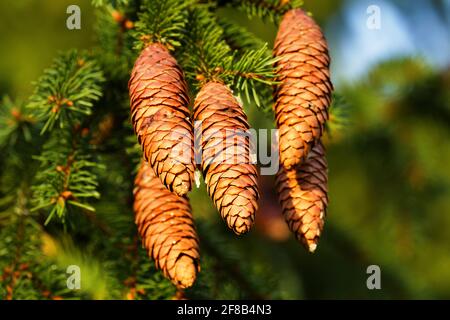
[
  {"left": 0, "top": 212, "right": 76, "bottom": 299},
  {"left": 132, "top": 0, "right": 194, "bottom": 50},
  {"left": 325, "top": 93, "right": 351, "bottom": 138},
  {"left": 24, "top": 50, "right": 105, "bottom": 224},
  {"left": 184, "top": 7, "right": 276, "bottom": 107},
  {"left": 31, "top": 131, "right": 102, "bottom": 224},
  {"left": 183, "top": 5, "right": 233, "bottom": 83},
  {"left": 0, "top": 97, "right": 35, "bottom": 146},
  {"left": 222, "top": 45, "right": 278, "bottom": 107},
  {"left": 95, "top": 7, "right": 135, "bottom": 81},
  {"left": 92, "top": 0, "right": 130, "bottom": 8},
  {"left": 27, "top": 51, "right": 104, "bottom": 134},
  {"left": 231, "top": 0, "right": 304, "bottom": 22}
]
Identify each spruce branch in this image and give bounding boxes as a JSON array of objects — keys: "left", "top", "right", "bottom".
[
  {"left": 95, "top": 7, "right": 136, "bottom": 81},
  {"left": 31, "top": 132, "right": 103, "bottom": 225},
  {"left": 231, "top": 0, "right": 304, "bottom": 22},
  {"left": 132, "top": 0, "right": 194, "bottom": 50},
  {"left": 92, "top": 0, "right": 130, "bottom": 7},
  {"left": 0, "top": 96, "right": 35, "bottom": 147},
  {"left": 325, "top": 93, "right": 351, "bottom": 138},
  {"left": 184, "top": 7, "right": 276, "bottom": 108},
  {"left": 183, "top": 5, "right": 233, "bottom": 84},
  {"left": 0, "top": 98, "right": 40, "bottom": 196},
  {"left": 214, "top": 20, "right": 277, "bottom": 109},
  {"left": 223, "top": 44, "right": 278, "bottom": 107},
  {"left": 27, "top": 50, "right": 104, "bottom": 134},
  {"left": 0, "top": 214, "right": 77, "bottom": 299}
]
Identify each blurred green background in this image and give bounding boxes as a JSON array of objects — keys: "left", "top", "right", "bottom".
[{"left": 0, "top": 0, "right": 449, "bottom": 299}]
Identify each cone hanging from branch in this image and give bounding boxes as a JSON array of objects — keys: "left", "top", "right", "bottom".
[
  {"left": 129, "top": 43, "right": 195, "bottom": 196},
  {"left": 193, "top": 81, "right": 259, "bottom": 235},
  {"left": 273, "top": 9, "right": 333, "bottom": 169},
  {"left": 275, "top": 142, "right": 328, "bottom": 252},
  {"left": 133, "top": 161, "right": 200, "bottom": 289}
]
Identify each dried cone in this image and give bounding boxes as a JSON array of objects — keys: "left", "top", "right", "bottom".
[
  {"left": 194, "top": 82, "right": 259, "bottom": 235},
  {"left": 274, "top": 9, "right": 333, "bottom": 169},
  {"left": 129, "top": 43, "right": 195, "bottom": 196},
  {"left": 276, "top": 142, "right": 328, "bottom": 252},
  {"left": 133, "top": 161, "right": 200, "bottom": 289}
]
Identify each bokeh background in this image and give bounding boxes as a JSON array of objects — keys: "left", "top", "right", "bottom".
[{"left": 0, "top": 0, "right": 449, "bottom": 299}]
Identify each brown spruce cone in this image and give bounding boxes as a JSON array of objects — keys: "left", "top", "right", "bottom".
[
  {"left": 133, "top": 161, "right": 200, "bottom": 289},
  {"left": 129, "top": 43, "right": 195, "bottom": 196},
  {"left": 273, "top": 9, "right": 333, "bottom": 169},
  {"left": 193, "top": 82, "right": 259, "bottom": 235},
  {"left": 275, "top": 142, "right": 328, "bottom": 252}
]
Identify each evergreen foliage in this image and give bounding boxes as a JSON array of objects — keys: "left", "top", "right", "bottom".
[
  {"left": 28, "top": 51, "right": 104, "bottom": 134},
  {"left": 1, "top": 0, "right": 448, "bottom": 300}
]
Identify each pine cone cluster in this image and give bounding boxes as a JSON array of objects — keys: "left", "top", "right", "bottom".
[
  {"left": 273, "top": 9, "right": 332, "bottom": 251},
  {"left": 129, "top": 44, "right": 259, "bottom": 288},
  {"left": 129, "top": 7, "right": 332, "bottom": 289}
]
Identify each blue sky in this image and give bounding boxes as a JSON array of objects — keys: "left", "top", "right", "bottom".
[{"left": 328, "top": 0, "right": 450, "bottom": 85}]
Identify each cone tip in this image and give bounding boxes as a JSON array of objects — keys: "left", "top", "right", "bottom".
[
  {"left": 303, "top": 237, "right": 320, "bottom": 253},
  {"left": 173, "top": 181, "right": 190, "bottom": 197},
  {"left": 230, "top": 216, "right": 255, "bottom": 235},
  {"left": 233, "top": 225, "right": 250, "bottom": 235},
  {"left": 174, "top": 255, "right": 198, "bottom": 289},
  {"left": 308, "top": 243, "right": 317, "bottom": 253}
]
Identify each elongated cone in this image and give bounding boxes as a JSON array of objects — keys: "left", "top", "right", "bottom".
[
  {"left": 274, "top": 9, "right": 333, "bottom": 169},
  {"left": 129, "top": 43, "right": 195, "bottom": 196},
  {"left": 193, "top": 82, "right": 259, "bottom": 235},
  {"left": 275, "top": 142, "right": 328, "bottom": 252},
  {"left": 133, "top": 161, "right": 200, "bottom": 289}
]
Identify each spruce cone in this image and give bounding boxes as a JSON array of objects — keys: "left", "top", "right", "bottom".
[
  {"left": 193, "top": 82, "right": 259, "bottom": 235},
  {"left": 133, "top": 161, "right": 200, "bottom": 289},
  {"left": 129, "top": 43, "right": 195, "bottom": 196},
  {"left": 274, "top": 9, "right": 333, "bottom": 169},
  {"left": 275, "top": 142, "right": 328, "bottom": 252}
]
